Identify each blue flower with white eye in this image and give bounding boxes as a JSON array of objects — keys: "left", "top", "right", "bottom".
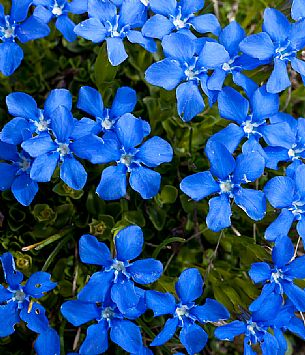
[
  {"left": 0, "top": 142, "right": 38, "bottom": 206},
  {"left": 264, "top": 164, "right": 305, "bottom": 242},
  {"left": 239, "top": 8, "right": 305, "bottom": 93},
  {"left": 210, "top": 85, "right": 279, "bottom": 154},
  {"left": 32, "top": 0, "right": 87, "bottom": 42},
  {"left": 215, "top": 295, "right": 285, "bottom": 355},
  {"left": 82, "top": 114, "right": 173, "bottom": 200},
  {"left": 146, "top": 268, "right": 229, "bottom": 355},
  {"left": 249, "top": 235, "right": 305, "bottom": 312},
  {"left": 61, "top": 296, "right": 147, "bottom": 355},
  {"left": 77, "top": 225, "right": 163, "bottom": 314},
  {"left": 145, "top": 32, "right": 219, "bottom": 122},
  {"left": 0, "top": 252, "right": 57, "bottom": 338},
  {"left": 73, "top": 0, "right": 156, "bottom": 66},
  {"left": 1, "top": 89, "right": 73, "bottom": 145},
  {"left": 180, "top": 141, "right": 266, "bottom": 232},
  {"left": 0, "top": 1, "right": 50, "bottom": 76},
  {"left": 141, "top": 0, "right": 220, "bottom": 40},
  {"left": 77, "top": 86, "right": 149, "bottom": 135}
]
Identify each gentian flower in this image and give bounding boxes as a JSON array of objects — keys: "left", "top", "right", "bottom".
[
  {"left": 264, "top": 164, "right": 305, "bottom": 242},
  {"left": 32, "top": 0, "right": 87, "bottom": 42},
  {"left": 141, "top": 0, "right": 220, "bottom": 40},
  {"left": 0, "top": 142, "right": 38, "bottom": 206},
  {"left": 84, "top": 114, "right": 173, "bottom": 200},
  {"left": 61, "top": 296, "right": 147, "bottom": 354},
  {"left": 292, "top": 0, "right": 305, "bottom": 20},
  {"left": 146, "top": 268, "right": 229, "bottom": 355},
  {"left": 77, "top": 225, "right": 163, "bottom": 314},
  {"left": 0, "top": 252, "right": 57, "bottom": 337},
  {"left": 0, "top": 0, "right": 50, "bottom": 76},
  {"left": 21, "top": 105, "right": 98, "bottom": 190},
  {"left": 74, "top": 0, "right": 156, "bottom": 66},
  {"left": 34, "top": 328, "right": 60, "bottom": 355},
  {"left": 1, "top": 89, "right": 73, "bottom": 145},
  {"left": 263, "top": 113, "right": 305, "bottom": 171},
  {"left": 77, "top": 85, "right": 149, "bottom": 135},
  {"left": 215, "top": 295, "right": 284, "bottom": 355},
  {"left": 180, "top": 141, "right": 266, "bottom": 232},
  {"left": 239, "top": 8, "right": 305, "bottom": 93},
  {"left": 210, "top": 85, "right": 279, "bottom": 154},
  {"left": 249, "top": 235, "right": 305, "bottom": 312},
  {"left": 145, "top": 32, "right": 219, "bottom": 122}
]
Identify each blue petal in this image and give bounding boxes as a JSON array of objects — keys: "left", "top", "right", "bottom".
[
  {"left": 34, "top": 328, "right": 60, "bottom": 355},
  {"left": 270, "top": 112, "right": 298, "bottom": 132},
  {"left": 50, "top": 106, "right": 74, "bottom": 142},
  {"left": 115, "top": 225, "right": 143, "bottom": 261},
  {"left": 297, "top": 217, "right": 305, "bottom": 242},
  {"left": 12, "top": 173, "right": 38, "bottom": 206},
  {"left": 79, "top": 234, "right": 112, "bottom": 266},
  {"left": 142, "top": 15, "right": 174, "bottom": 39},
  {"left": 179, "top": 323, "right": 208, "bottom": 355},
  {"left": 128, "top": 258, "right": 163, "bottom": 284},
  {"left": 77, "top": 86, "right": 104, "bottom": 117},
  {"left": 24, "top": 271, "right": 56, "bottom": 298},
  {"left": 283, "top": 282, "right": 305, "bottom": 312},
  {"left": 272, "top": 235, "right": 294, "bottom": 267},
  {"left": 190, "top": 298, "right": 230, "bottom": 323},
  {"left": 151, "top": 317, "right": 178, "bottom": 346},
  {"left": 286, "top": 255, "right": 305, "bottom": 279},
  {"left": 162, "top": 32, "right": 195, "bottom": 63},
  {"left": 10, "top": 0, "right": 32, "bottom": 22},
  {"left": 88, "top": 0, "right": 117, "bottom": 22},
  {"left": 217, "top": 87, "right": 249, "bottom": 124},
  {"left": 251, "top": 291, "right": 283, "bottom": 322},
  {"left": 44, "top": 88, "right": 72, "bottom": 118},
  {"left": 232, "top": 72, "right": 258, "bottom": 97},
  {"left": 234, "top": 188, "right": 266, "bottom": 221},
  {"left": 1, "top": 117, "right": 31, "bottom": 145},
  {"left": 111, "top": 281, "right": 140, "bottom": 313},
  {"left": 264, "top": 146, "right": 289, "bottom": 169},
  {"left": 67, "top": 0, "right": 88, "bottom": 14},
  {"left": 206, "top": 194, "right": 232, "bottom": 232},
  {"left": 219, "top": 21, "right": 245, "bottom": 56},
  {"left": 78, "top": 271, "right": 114, "bottom": 303},
  {"left": 266, "top": 59, "right": 290, "bottom": 94},
  {"left": 0, "top": 142, "right": 19, "bottom": 161},
  {"left": 264, "top": 176, "right": 295, "bottom": 208},
  {"left": 33, "top": 6, "right": 53, "bottom": 23},
  {"left": 79, "top": 321, "right": 109, "bottom": 355},
  {"left": 292, "top": 57, "right": 305, "bottom": 79},
  {"left": 74, "top": 18, "right": 106, "bottom": 43},
  {"left": 16, "top": 15, "right": 50, "bottom": 43},
  {"left": 261, "top": 332, "right": 280, "bottom": 355},
  {"left": 291, "top": 0, "right": 305, "bottom": 20},
  {"left": 287, "top": 316, "right": 305, "bottom": 339},
  {"left": 55, "top": 15, "right": 77, "bottom": 42},
  {"left": 249, "top": 262, "right": 272, "bottom": 283},
  {"left": 233, "top": 152, "right": 265, "bottom": 183},
  {"left": 0, "top": 163, "right": 18, "bottom": 191},
  {"left": 198, "top": 42, "right": 230, "bottom": 69},
  {"left": 239, "top": 32, "right": 275, "bottom": 61},
  {"left": 106, "top": 37, "right": 128, "bottom": 66},
  {"left": 127, "top": 30, "right": 157, "bottom": 53},
  {"left": 110, "top": 319, "right": 143, "bottom": 353},
  {"left": 6, "top": 92, "right": 38, "bottom": 120},
  {"left": 124, "top": 286, "right": 147, "bottom": 319},
  {"left": 96, "top": 164, "right": 127, "bottom": 200},
  {"left": 180, "top": 171, "right": 219, "bottom": 201},
  {"left": 71, "top": 118, "right": 98, "bottom": 140},
  {"left": 111, "top": 86, "right": 137, "bottom": 118},
  {"left": 0, "top": 302, "right": 19, "bottom": 337},
  {"left": 20, "top": 302, "right": 49, "bottom": 333},
  {"left": 189, "top": 14, "right": 220, "bottom": 35},
  {"left": 295, "top": 161, "right": 305, "bottom": 197},
  {"left": 210, "top": 124, "right": 244, "bottom": 154},
  {"left": 0, "top": 252, "right": 23, "bottom": 289},
  {"left": 145, "top": 290, "right": 176, "bottom": 316},
  {"left": 207, "top": 68, "right": 227, "bottom": 91},
  {"left": 129, "top": 166, "right": 161, "bottom": 199},
  {"left": 60, "top": 156, "right": 87, "bottom": 190},
  {"left": 0, "top": 284, "right": 13, "bottom": 303},
  {"left": 176, "top": 268, "right": 203, "bottom": 303},
  {"left": 180, "top": 0, "right": 204, "bottom": 16},
  {"left": 119, "top": 0, "right": 146, "bottom": 27},
  {"left": 0, "top": 42, "right": 23, "bottom": 76},
  {"left": 61, "top": 300, "right": 100, "bottom": 326},
  {"left": 263, "top": 8, "right": 290, "bottom": 42},
  {"left": 265, "top": 208, "right": 295, "bottom": 241},
  {"left": 116, "top": 114, "right": 146, "bottom": 150},
  {"left": 214, "top": 320, "right": 246, "bottom": 341},
  {"left": 30, "top": 152, "right": 59, "bottom": 182},
  {"left": 251, "top": 85, "right": 279, "bottom": 121},
  {"left": 205, "top": 140, "right": 235, "bottom": 180},
  {"left": 150, "top": 0, "right": 176, "bottom": 16},
  {"left": 176, "top": 81, "right": 205, "bottom": 122},
  {"left": 145, "top": 59, "right": 184, "bottom": 90},
  {"left": 261, "top": 123, "right": 295, "bottom": 149},
  {"left": 22, "top": 134, "right": 57, "bottom": 158}
]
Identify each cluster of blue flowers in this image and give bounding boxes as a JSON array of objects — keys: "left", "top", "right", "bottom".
[{"left": 1, "top": 0, "right": 305, "bottom": 354}]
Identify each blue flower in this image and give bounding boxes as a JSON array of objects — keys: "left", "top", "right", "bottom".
[
  {"left": 73, "top": 0, "right": 156, "bottom": 66},
  {"left": 145, "top": 32, "right": 218, "bottom": 122},
  {"left": 1, "top": 89, "right": 73, "bottom": 145},
  {"left": 77, "top": 225, "right": 163, "bottom": 314},
  {"left": 83, "top": 114, "right": 173, "bottom": 200},
  {"left": 146, "top": 268, "right": 229, "bottom": 355},
  {"left": 180, "top": 141, "right": 266, "bottom": 232},
  {"left": 249, "top": 235, "right": 305, "bottom": 312},
  {"left": 61, "top": 296, "right": 146, "bottom": 354},
  {"left": 264, "top": 163, "right": 305, "bottom": 242},
  {"left": 21, "top": 105, "right": 98, "bottom": 190},
  {"left": 0, "top": 252, "right": 57, "bottom": 337},
  {"left": 210, "top": 85, "right": 279, "bottom": 154},
  {"left": 32, "top": 0, "right": 87, "bottom": 42},
  {"left": 0, "top": 141, "right": 38, "bottom": 206},
  {"left": 0, "top": 0, "right": 50, "bottom": 76},
  {"left": 141, "top": 0, "right": 220, "bottom": 40},
  {"left": 239, "top": 8, "right": 305, "bottom": 93}
]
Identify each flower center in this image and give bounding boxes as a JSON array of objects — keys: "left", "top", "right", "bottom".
[
  {"left": 290, "top": 201, "right": 305, "bottom": 217},
  {"left": 275, "top": 41, "right": 295, "bottom": 61},
  {"left": 101, "top": 118, "right": 113, "bottom": 130},
  {"left": 112, "top": 260, "right": 126, "bottom": 272},
  {"left": 19, "top": 156, "right": 31, "bottom": 172},
  {"left": 173, "top": 17, "right": 186, "bottom": 29},
  {"left": 140, "top": 0, "right": 149, "bottom": 5},
  {"left": 176, "top": 305, "right": 189, "bottom": 318},
  {"left": 102, "top": 307, "right": 114, "bottom": 320},
  {"left": 0, "top": 17, "right": 15, "bottom": 41},
  {"left": 220, "top": 180, "right": 233, "bottom": 193},
  {"left": 52, "top": 4, "right": 63, "bottom": 16},
  {"left": 243, "top": 120, "right": 255, "bottom": 134},
  {"left": 120, "top": 153, "right": 134, "bottom": 166},
  {"left": 57, "top": 143, "right": 70, "bottom": 156},
  {"left": 14, "top": 290, "right": 26, "bottom": 302},
  {"left": 271, "top": 269, "right": 284, "bottom": 283}
]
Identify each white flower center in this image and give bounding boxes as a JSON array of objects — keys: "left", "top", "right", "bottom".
[
  {"left": 3, "top": 27, "right": 14, "bottom": 38},
  {"left": 173, "top": 17, "right": 186, "bottom": 29},
  {"left": 243, "top": 120, "right": 255, "bottom": 134},
  {"left": 19, "top": 157, "right": 31, "bottom": 172},
  {"left": 220, "top": 180, "right": 233, "bottom": 193},
  {"left": 52, "top": 4, "right": 63, "bottom": 16},
  {"left": 176, "top": 305, "right": 189, "bottom": 318},
  {"left": 57, "top": 143, "right": 70, "bottom": 156},
  {"left": 140, "top": 0, "right": 149, "bottom": 5},
  {"left": 102, "top": 118, "right": 113, "bottom": 130},
  {"left": 112, "top": 260, "right": 126, "bottom": 272},
  {"left": 222, "top": 63, "right": 231, "bottom": 71},
  {"left": 120, "top": 154, "right": 133, "bottom": 166},
  {"left": 102, "top": 307, "right": 114, "bottom": 320},
  {"left": 271, "top": 270, "right": 284, "bottom": 283},
  {"left": 288, "top": 148, "right": 296, "bottom": 158},
  {"left": 14, "top": 290, "right": 26, "bottom": 302}
]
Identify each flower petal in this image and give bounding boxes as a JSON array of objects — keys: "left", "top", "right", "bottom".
[
  {"left": 79, "top": 321, "right": 109, "bottom": 355},
  {"left": 79, "top": 234, "right": 112, "bottom": 266},
  {"left": 128, "top": 258, "right": 163, "bottom": 284},
  {"left": 151, "top": 317, "right": 178, "bottom": 346},
  {"left": 206, "top": 194, "right": 232, "bottom": 232},
  {"left": 175, "top": 268, "right": 203, "bottom": 303},
  {"left": 264, "top": 176, "right": 295, "bottom": 208},
  {"left": 115, "top": 225, "right": 143, "bottom": 261},
  {"left": 110, "top": 319, "right": 143, "bottom": 353},
  {"left": 96, "top": 164, "right": 127, "bottom": 200},
  {"left": 61, "top": 300, "right": 100, "bottom": 326},
  {"left": 129, "top": 166, "right": 161, "bottom": 199},
  {"left": 179, "top": 323, "right": 208, "bottom": 355},
  {"left": 146, "top": 290, "right": 176, "bottom": 316},
  {"left": 24, "top": 271, "right": 56, "bottom": 298},
  {"left": 190, "top": 298, "right": 230, "bottom": 323},
  {"left": 78, "top": 271, "right": 114, "bottom": 303}
]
